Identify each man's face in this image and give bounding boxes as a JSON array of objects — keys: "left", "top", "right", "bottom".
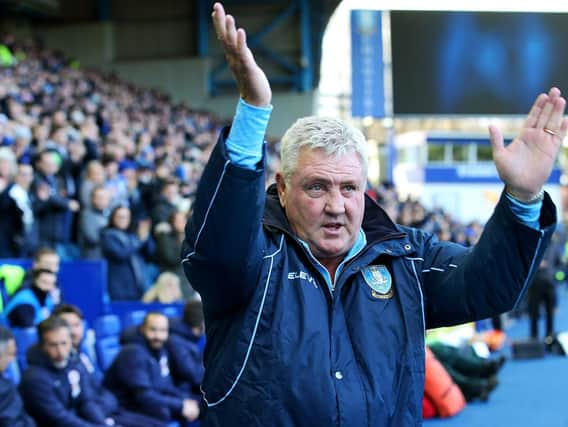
[
  {"left": 92, "top": 188, "right": 111, "bottom": 211},
  {"left": 59, "top": 312, "right": 84, "bottom": 349},
  {"left": 142, "top": 314, "right": 169, "bottom": 351},
  {"left": 0, "top": 339, "right": 16, "bottom": 372},
  {"left": 34, "top": 271, "right": 57, "bottom": 293},
  {"left": 38, "top": 152, "right": 59, "bottom": 176},
  {"left": 112, "top": 207, "right": 131, "bottom": 230},
  {"left": 42, "top": 327, "right": 72, "bottom": 366},
  {"left": 0, "top": 158, "right": 12, "bottom": 180},
  {"left": 16, "top": 164, "right": 34, "bottom": 188},
  {"left": 276, "top": 147, "right": 365, "bottom": 269}
]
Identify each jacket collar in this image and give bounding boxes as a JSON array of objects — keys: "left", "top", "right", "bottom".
[{"left": 262, "top": 183, "right": 406, "bottom": 246}]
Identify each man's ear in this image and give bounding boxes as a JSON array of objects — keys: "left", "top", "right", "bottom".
[{"left": 275, "top": 173, "right": 286, "bottom": 208}]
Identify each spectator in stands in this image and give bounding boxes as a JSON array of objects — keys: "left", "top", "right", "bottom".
[
  {"left": 31, "top": 246, "right": 60, "bottom": 275},
  {"left": 169, "top": 300, "right": 205, "bottom": 356},
  {"left": 143, "top": 271, "right": 183, "bottom": 304},
  {"left": 31, "top": 149, "right": 80, "bottom": 258},
  {"left": 20, "top": 316, "right": 108, "bottom": 426},
  {"left": 155, "top": 210, "right": 196, "bottom": 299},
  {"left": 51, "top": 306, "right": 166, "bottom": 427},
  {"left": 181, "top": 4, "right": 565, "bottom": 425},
  {"left": 21, "top": 316, "right": 163, "bottom": 427},
  {"left": 52, "top": 304, "right": 100, "bottom": 383},
  {"left": 0, "top": 325, "right": 36, "bottom": 427},
  {"left": 0, "top": 146, "right": 22, "bottom": 257},
  {"left": 102, "top": 154, "right": 128, "bottom": 208},
  {"left": 100, "top": 205, "right": 154, "bottom": 300},
  {"left": 120, "top": 160, "right": 147, "bottom": 227},
  {"left": 78, "top": 185, "right": 111, "bottom": 259},
  {"left": 13, "top": 125, "right": 34, "bottom": 165},
  {"left": 79, "top": 160, "right": 106, "bottom": 208},
  {"left": 151, "top": 178, "right": 180, "bottom": 227},
  {"left": 8, "top": 163, "right": 38, "bottom": 257},
  {"left": 3, "top": 268, "right": 57, "bottom": 328},
  {"left": 104, "top": 312, "right": 201, "bottom": 424}
]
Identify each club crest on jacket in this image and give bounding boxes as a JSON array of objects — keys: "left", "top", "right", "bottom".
[{"left": 361, "top": 265, "right": 393, "bottom": 299}]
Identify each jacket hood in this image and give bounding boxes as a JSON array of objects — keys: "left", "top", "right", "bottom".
[{"left": 263, "top": 184, "right": 405, "bottom": 245}]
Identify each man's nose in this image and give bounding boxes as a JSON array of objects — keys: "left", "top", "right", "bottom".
[{"left": 325, "top": 189, "right": 345, "bottom": 215}]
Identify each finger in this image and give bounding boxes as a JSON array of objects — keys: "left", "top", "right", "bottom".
[
  {"left": 548, "top": 86, "right": 561, "bottom": 101},
  {"left": 488, "top": 125, "right": 504, "bottom": 155},
  {"left": 546, "top": 96, "right": 566, "bottom": 133},
  {"left": 236, "top": 28, "right": 248, "bottom": 56},
  {"left": 536, "top": 100, "right": 555, "bottom": 129},
  {"left": 559, "top": 116, "right": 568, "bottom": 140},
  {"left": 211, "top": 3, "right": 227, "bottom": 40},
  {"left": 524, "top": 93, "right": 548, "bottom": 128},
  {"left": 225, "top": 14, "right": 238, "bottom": 46}
]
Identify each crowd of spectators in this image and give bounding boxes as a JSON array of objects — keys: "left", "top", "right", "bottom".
[{"left": 0, "top": 34, "right": 279, "bottom": 301}]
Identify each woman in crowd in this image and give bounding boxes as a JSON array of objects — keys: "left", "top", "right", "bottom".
[{"left": 100, "top": 205, "right": 155, "bottom": 300}]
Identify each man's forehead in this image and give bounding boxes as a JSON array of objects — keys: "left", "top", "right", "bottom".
[
  {"left": 294, "top": 150, "right": 365, "bottom": 179},
  {"left": 60, "top": 313, "right": 81, "bottom": 323},
  {"left": 145, "top": 315, "right": 168, "bottom": 327},
  {"left": 44, "top": 328, "right": 70, "bottom": 342}
]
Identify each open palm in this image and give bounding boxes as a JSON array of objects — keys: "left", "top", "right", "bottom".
[
  {"left": 490, "top": 87, "right": 568, "bottom": 201},
  {"left": 212, "top": 2, "right": 271, "bottom": 108}
]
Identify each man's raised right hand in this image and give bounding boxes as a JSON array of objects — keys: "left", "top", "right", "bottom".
[{"left": 212, "top": 2, "right": 272, "bottom": 107}]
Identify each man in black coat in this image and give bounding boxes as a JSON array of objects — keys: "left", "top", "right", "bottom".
[
  {"left": 104, "top": 312, "right": 201, "bottom": 424},
  {"left": 0, "top": 326, "right": 35, "bottom": 427}
]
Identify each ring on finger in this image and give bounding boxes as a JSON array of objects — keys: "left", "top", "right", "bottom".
[{"left": 543, "top": 127, "right": 557, "bottom": 136}]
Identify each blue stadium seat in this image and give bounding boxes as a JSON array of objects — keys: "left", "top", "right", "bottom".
[
  {"left": 94, "top": 314, "right": 121, "bottom": 338},
  {"left": 121, "top": 310, "right": 147, "bottom": 330},
  {"left": 162, "top": 306, "right": 181, "bottom": 319},
  {"left": 12, "top": 327, "right": 38, "bottom": 371},
  {"left": 95, "top": 335, "right": 121, "bottom": 371}
]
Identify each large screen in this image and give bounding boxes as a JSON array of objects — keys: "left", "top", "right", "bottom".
[{"left": 391, "top": 12, "right": 568, "bottom": 114}]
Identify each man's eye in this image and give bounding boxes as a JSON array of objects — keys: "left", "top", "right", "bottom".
[
  {"left": 342, "top": 185, "right": 357, "bottom": 193},
  {"left": 309, "top": 183, "right": 323, "bottom": 191}
]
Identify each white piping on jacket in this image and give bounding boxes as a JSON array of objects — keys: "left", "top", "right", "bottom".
[
  {"left": 406, "top": 257, "right": 426, "bottom": 333},
  {"left": 202, "top": 234, "right": 285, "bottom": 407},
  {"left": 183, "top": 159, "right": 230, "bottom": 262}
]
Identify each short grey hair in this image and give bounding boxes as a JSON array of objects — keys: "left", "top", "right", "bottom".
[{"left": 280, "top": 116, "right": 368, "bottom": 184}]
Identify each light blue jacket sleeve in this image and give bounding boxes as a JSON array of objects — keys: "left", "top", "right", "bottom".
[
  {"left": 226, "top": 98, "right": 273, "bottom": 170},
  {"left": 506, "top": 194, "right": 542, "bottom": 230}
]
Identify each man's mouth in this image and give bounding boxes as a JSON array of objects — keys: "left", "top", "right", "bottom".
[{"left": 323, "top": 223, "right": 343, "bottom": 230}]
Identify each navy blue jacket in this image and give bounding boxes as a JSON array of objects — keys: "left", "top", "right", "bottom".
[
  {"left": 20, "top": 346, "right": 108, "bottom": 427},
  {"left": 100, "top": 227, "right": 155, "bottom": 300},
  {"left": 169, "top": 318, "right": 206, "bottom": 356},
  {"left": 120, "top": 326, "right": 204, "bottom": 391},
  {"left": 0, "top": 376, "right": 35, "bottom": 427},
  {"left": 182, "top": 130, "right": 555, "bottom": 427},
  {"left": 103, "top": 338, "right": 191, "bottom": 421}
]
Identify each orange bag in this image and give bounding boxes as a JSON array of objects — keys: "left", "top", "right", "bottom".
[{"left": 424, "top": 347, "right": 466, "bottom": 417}]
